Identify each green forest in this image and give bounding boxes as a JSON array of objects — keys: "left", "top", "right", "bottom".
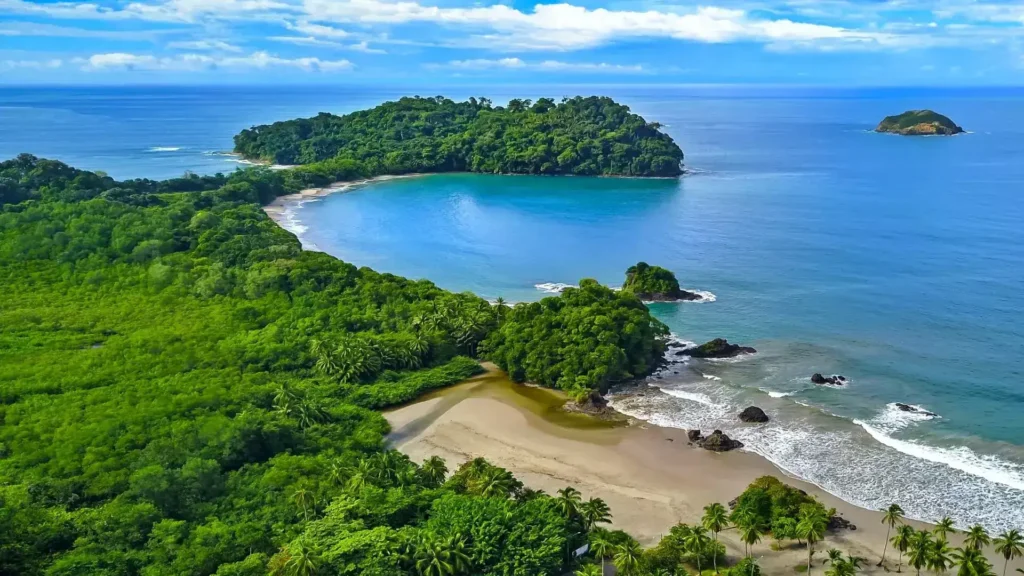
[
  {"left": 232, "top": 96, "right": 685, "bottom": 178},
  {"left": 0, "top": 154, "right": 673, "bottom": 575}
]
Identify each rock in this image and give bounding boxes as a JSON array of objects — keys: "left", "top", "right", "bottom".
[
  {"left": 738, "top": 406, "right": 769, "bottom": 423},
  {"left": 895, "top": 403, "right": 937, "bottom": 417},
  {"left": 698, "top": 429, "right": 744, "bottom": 452},
  {"left": 875, "top": 110, "right": 964, "bottom": 136},
  {"left": 687, "top": 429, "right": 704, "bottom": 443},
  {"left": 680, "top": 338, "right": 756, "bottom": 359},
  {"left": 828, "top": 515, "right": 857, "bottom": 531},
  {"left": 635, "top": 290, "right": 701, "bottom": 302},
  {"left": 811, "top": 373, "right": 846, "bottom": 386}
]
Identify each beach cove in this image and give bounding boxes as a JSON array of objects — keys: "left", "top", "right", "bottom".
[{"left": 386, "top": 364, "right": 1024, "bottom": 573}]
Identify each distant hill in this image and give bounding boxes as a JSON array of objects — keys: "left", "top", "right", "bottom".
[{"left": 875, "top": 110, "right": 964, "bottom": 136}]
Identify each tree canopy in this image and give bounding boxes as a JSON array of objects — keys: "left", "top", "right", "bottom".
[{"left": 233, "top": 96, "right": 684, "bottom": 177}]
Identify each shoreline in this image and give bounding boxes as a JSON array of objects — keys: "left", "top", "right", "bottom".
[
  {"left": 261, "top": 173, "right": 430, "bottom": 226},
  {"left": 386, "top": 364, "right": 1022, "bottom": 573}
]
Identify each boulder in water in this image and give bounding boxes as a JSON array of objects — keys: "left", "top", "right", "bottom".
[
  {"left": 687, "top": 429, "right": 704, "bottom": 443},
  {"left": 895, "top": 403, "right": 936, "bottom": 417},
  {"left": 811, "top": 373, "right": 846, "bottom": 385},
  {"left": 681, "top": 338, "right": 756, "bottom": 359},
  {"left": 738, "top": 406, "right": 769, "bottom": 423}
]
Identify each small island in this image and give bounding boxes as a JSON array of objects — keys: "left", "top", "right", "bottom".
[
  {"left": 622, "top": 261, "right": 700, "bottom": 301},
  {"left": 875, "top": 110, "right": 964, "bottom": 136},
  {"left": 233, "top": 96, "right": 685, "bottom": 186}
]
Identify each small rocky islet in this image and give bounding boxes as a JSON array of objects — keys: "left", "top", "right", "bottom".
[{"left": 874, "top": 109, "right": 964, "bottom": 136}]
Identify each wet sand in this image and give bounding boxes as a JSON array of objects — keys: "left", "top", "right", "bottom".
[
  {"left": 386, "top": 364, "right": 1022, "bottom": 575},
  {"left": 262, "top": 174, "right": 428, "bottom": 223}
]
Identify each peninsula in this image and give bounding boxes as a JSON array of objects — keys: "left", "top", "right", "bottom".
[
  {"left": 875, "top": 109, "right": 964, "bottom": 135},
  {"left": 233, "top": 96, "right": 685, "bottom": 186}
]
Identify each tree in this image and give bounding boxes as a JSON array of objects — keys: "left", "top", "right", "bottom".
[
  {"left": 590, "top": 535, "right": 615, "bottom": 576},
  {"left": 580, "top": 498, "right": 612, "bottom": 532},
  {"left": 556, "top": 487, "right": 583, "bottom": 521},
  {"left": 703, "top": 502, "right": 730, "bottom": 573},
  {"left": 684, "top": 526, "right": 712, "bottom": 574},
  {"left": 994, "top": 529, "right": 1024, "bottom": 576},
  {"left": 292, "top": 488, "right": 314, "bottom": 522},
  {"left": 965, "top": 525, "right": 991, "bottom": 552},
  {"left": 879, "top": 504, "right": 906, "bottom": 567},
  {"left": 907, "top": 529, "right": 934, "bottom": 576},
  {"left": 414, "top": 533, "right": 472, "bottom": 576},
  {"left": 421, "top": 456, "right": 448, "bottom": 488},
  {"left": 826, "top": 548, "right": 844, "bottom": 567},
  {"left": 892, "top": 525, "right": 916, "bottom": 572},
  {"left": 574, "top": 565, "right": 602, "bottom": 576},
  {"left": 825, "top": 554, "right": 862, "bottom": 576},
  {"left": 738, "top": 520, "right": 763, "bottom": 559},
  {"left": 930, "top": 540, "right": 954, "bottom": 574},
  {"left": 798, "top": 508, "right": 827, "bottom": 575},
  {"left": 284, "top": 542, "right": 319, "bottom": 576},
  {"left": 613, "top": 540, "right": 643, "bottom": 576},
  {"left": 952, "top": 546, "right": 994, "bottom": 576},
  {"left": 935, "top": 517, "right": 957, "bottom": 542}
]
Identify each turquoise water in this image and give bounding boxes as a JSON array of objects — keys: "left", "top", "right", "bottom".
[{"left": 4, "top": 85, "right": 1024, "bottom": 529}]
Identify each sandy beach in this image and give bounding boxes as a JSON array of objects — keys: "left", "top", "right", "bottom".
[
  {"left": 262, "top": 173, "right": 428, "bottom": 224},
  {"left": 386, "top": 364, "right": 1022, "bottom": 575}
]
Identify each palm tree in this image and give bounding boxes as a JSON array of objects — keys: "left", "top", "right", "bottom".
[
  {"left": 907, "top": 529, "right": 934, "bottom": 576},
  {"left": 879, "top": 504, "right": 906, "bottom": 567},
  {"left": 590, "top": 535, "right": 615, "bottom": 576},
  {"left": 414, "top": 533, "right": 472, "bottom": 576},
  {"left": 684, "top": 526, "right": 712, "bottom": 574},
  {"left": 994, "top": 530, "right": 1024, "bottom": 576},
  {"left": 825, "top": 554, "right": 862, "bottom": 576},
  {"left": 285, "top": 541, "right": 319, "bottom": 576},
  {"left": 470, "top": 466, "right": 515, "bottom": 498},
  {"left": 739, "top": 522, "right": 764, "bottom": 559},
  {"left": 580, "top": 498, "right": 612, "bottom": 532},
  {"left": 893, "top": 525, "right": 917, "bottom": 572},
  {"left": 292, "top": 488, "right": 314, "bottom": 522},
  {"left": 798, "top": 509, "right": 827, "bottom": 575},
  {"left": 613, "top": 540, "right": 643, "bottom": 576},
  {"left": 930, "top": 540, "right": 954, "bottom": 575},
  {"left": 936, "top": 517, "right": 958, "bottom": 542},
  {"left": 952, "top": 546, "right": 994, "bottom": 576},
  {"left": 556, "top": 486, "right": 583, "bottom": 521},
  {"left": 420, "top": 456, "right": 448, "bottom": 487},
  {"left": 826, "top": 548, "right": 845, "bottom": 567},
  {"left": 965, "top": 525, "right": 991, "bottom": 552},
  {"left": 703, "top": 503, "right": 730, "bottom": 574},
  {"left": 574, "top": 566, "right": 602, "bottom": 576}
]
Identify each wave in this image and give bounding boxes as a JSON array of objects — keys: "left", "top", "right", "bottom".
[
  {"left": 764, "top": 389, "right": 795, "bottom": 398},
  {"left": 148, "top": 146, "right": 182, "bottom": 152},
  {"left": 701, "top": 372, "right": 722, "bottom": 381},
  {"left": 854, "top": 417, "right": 1024, "bottom": 491},
  {"left": 204, "top": 150, "right": 239, "bottom": 157},
  {"left": 682, "top": 289, "right": 717, "bottom": 303},
  {"left": 535, "top": 282, "right": 575, "bottom": 294}
]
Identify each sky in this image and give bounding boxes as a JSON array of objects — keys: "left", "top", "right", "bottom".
[{"left": 2, "top": 0, "right": 1024, "bottom": 85}]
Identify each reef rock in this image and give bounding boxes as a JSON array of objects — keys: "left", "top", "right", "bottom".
[
  {"left": 811, "top": 373, "right": 847, "bottom": 386},
  {"left": 895, "top": 403, "right": 937, "bottom": 417},
  {"left": 680, "top": 338, "right": 756, "bottom": 359},
  {"left": 697, "top": 429, "right": 744, "bottom": 452},
  {"left": 687, "top": 429, "right": 704, "bottom": 443},
  {"left": 738, "top": 406, "right": 770, "bottom": 423}
]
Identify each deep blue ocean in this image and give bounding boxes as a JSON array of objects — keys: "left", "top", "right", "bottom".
[{"left": 4, "top": 85, "right": 1023, "bottom": 530}]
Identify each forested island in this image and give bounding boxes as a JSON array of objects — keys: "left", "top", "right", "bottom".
[
  {"left": 622, "top": 261, "right": 701, "bottom": 302},
  {"left": 233, "top": 96, "right": 685, "bottom": 178},
  {"left": 875, "top": 110, "right": 964, "bottom": 136}
]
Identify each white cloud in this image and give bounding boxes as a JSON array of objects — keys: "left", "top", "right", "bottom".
[
  {"left": 167, "top": 39, "right": 243, "bottom": 51},
  {"left": 269, "top": 35, "right": 386, "bottom": 52},
  {"left": 76, "top": 50, "right": 352, "bottom": 71},
  {"left": 431, "top": 57, "right": 645, "bottom": 73},
  {"left": 0, "top": 0, "right": 300, "bottom": 23},
  {"left": 0, "top": 21, "right": 175, "bottom": 39},
  {"left": 284, "top": 20, "right": 349, "bottom": 38},
  {"left": 0, "top": 58, "right": 63, "bottom": 69}
]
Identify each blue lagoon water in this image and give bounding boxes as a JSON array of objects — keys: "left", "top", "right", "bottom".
[{"left": 4, "top": 85, "right": 1024, "bottom": 529}]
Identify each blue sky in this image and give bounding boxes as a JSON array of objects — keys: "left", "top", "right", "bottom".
[{"left": 1, "top": 0, "right": 1024, "bottom": 84}]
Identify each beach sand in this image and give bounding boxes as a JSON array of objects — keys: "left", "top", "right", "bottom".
[
  {"left": 262, "top": 174, "right": 428, "bottom": 224},
  {"left": 386, "top": 364, "right": 1022, "bottom": 575}
]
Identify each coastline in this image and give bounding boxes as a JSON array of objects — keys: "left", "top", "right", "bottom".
[
  {"left": 262, "top": 173, "right": 430, "bottom": 228},
  {"left": 386, "top": 364, "right": 1022, "bottom": 573}
]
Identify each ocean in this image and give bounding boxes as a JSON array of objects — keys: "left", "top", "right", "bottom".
[{"left": 4, "top": 85, "right": 1024, "bottom": 530}]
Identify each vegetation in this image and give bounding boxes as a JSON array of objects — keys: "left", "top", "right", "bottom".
[
  {"left": 622, "top": 261, "right": 695, "bottom": 300},
  {"left": 0, "top": 154, "right": 669, "bottom": 575},
  {"left": 874, "top": 110, "right": 964, "bottom": 135},
  {"left": 233, "top": 96, "right": 685, "bottom": 178},
  {"left": 481, "top": 278, "right": 669, "bottom": 398}
]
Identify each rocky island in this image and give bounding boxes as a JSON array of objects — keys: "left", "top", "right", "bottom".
[
  {"left": 875, "top": 109, "right": 964, "bottom": 136},
  {"left": 622, "top": 261, "right": 701, "bottom": 301}
]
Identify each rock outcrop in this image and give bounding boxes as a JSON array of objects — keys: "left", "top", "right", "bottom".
[
  {"left": 811, "top": 373, "right": 847, "bottom": 385},
  {"left": 895, "top": 403, "right": 937, "bottom": 417},
  {"left": 875, "top": 110, "right": 964, "bottom": 136},
  {"left": 738, "top": 406, "right": 769, "bottom": 423},
  {"left": 688, "top": 429, "right": 744, "bottom": 452},
  {"left": 623, "top": 262, "right": 701, "bottom": 302},
  {"left": 680, "top": 338, "right": 756, "bottom": 359}
]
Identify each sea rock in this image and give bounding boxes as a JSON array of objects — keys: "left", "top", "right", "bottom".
[
  {"left": 895, "top": 403, "right": 936, "bottom": 417},
  {"left": 680, "top": 338, "right": 756, "bottom": 359},
  {"left": 811, "top": 373, "right": 846, "bottom": 385},
  {"left": 698, "top": 429, "right": 744, "bottom": 452},
  {"left": 635, "top": 290, "right": 701, "bottom": 302},
  {"left": 738, "top": 406, "right": 770, "bottom": 423},
  {"left": 828, "top": 515, "right": 857, "bottom": 531},
  {"left": 687, "top": 429, "right": 704, "bottom": 443}
]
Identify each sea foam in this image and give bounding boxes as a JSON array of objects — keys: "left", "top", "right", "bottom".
[{"left": 148, "top": 146, "right": 181, "bottom": 152}]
